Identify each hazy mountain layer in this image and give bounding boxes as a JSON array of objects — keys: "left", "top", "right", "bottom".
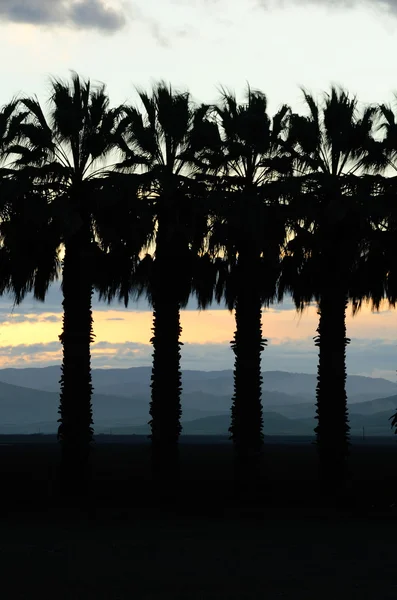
[
  {"left": 0, "top": 366, "right": 394, "bottom": 401},
  {"left": 0, "top": 369, "right": 397, "bottom": 435}
]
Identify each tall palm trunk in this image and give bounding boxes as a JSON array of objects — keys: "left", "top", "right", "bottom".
[
  {"left": 149, "top": 245, "right": 183, "bottom": 484},
  {"left": 58, "top": 226, "right": 94, "bottom": 493},
  {"left": 314, "top": 283, "right": 350, "bottom": 490},
  {"left": 229, "top": 253, "right": 266, "bottom": 485}
]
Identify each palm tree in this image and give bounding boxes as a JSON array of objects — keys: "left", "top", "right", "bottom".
[
  {"left": 92, "top": 171, "right": 155, "bottom": 308},
  {"left": 11, "top": 73, "right": 124, "bottom": 491},
  {"left": 0, "top": 102, "right": 60, "bottom": 325},
  {"left": 116, "top": 82, "right": 211, "bottom": 482},
  {"left": 351, "top": 98, "right": 397, "bottom": 434},
  {"left": 199, "top": 87, "right": 290, "bottom": 484},
  {"left": 0, "top": 174, "right": 61, "bottom": 304},
  {"left": 280, "top": 87, "right": 378, "bottom": 488}
]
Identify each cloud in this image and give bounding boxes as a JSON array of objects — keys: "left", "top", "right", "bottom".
[
  {"left": 94, "top": 340, "right": 143, "bottom": 349},
  {"left": 106, "top": 317, "right": 125, "bottom": 321},
  {"left": 0, "top": 282, "right": 233, "bottom": 316},
  {"left": 371, "top": 0, "right": 397, "bottom": 11},
  {"left": 258, "top": 0, "right": 397, "bottom": 13},
  {"left": 130, "top": 3, "right": 171, "bottom": 47},
  {"left": 0, "top": 312, "right": 61, "bottom": 326},
  {"left": 70, "top": 0, "right": 126, "bottom": 31},
  {"left": 42, "top": 315, "right": 61, "bottom": 323},
  {"left": 91, "top": 340, "right": 152, "bottom": 365},
  {"left": 0, "top": 341, "right": 62, "bottom": 367},
  {"left": 0, "top": 0, "right": 126, "bottom": 31},
  {"left": 0, "top": 337, "right": 395, "bottom": 380},
  {"left": 266, "top": 337, "right": 397, "bottom": 382},
  {"left": 0, "top": 341, "right": 60, "bottom": 356}
]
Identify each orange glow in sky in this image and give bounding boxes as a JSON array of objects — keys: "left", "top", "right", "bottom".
[{"left": 0, "top": 302, "right": 393, "bottom": 369}]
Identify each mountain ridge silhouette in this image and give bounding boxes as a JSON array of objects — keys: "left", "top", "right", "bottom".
[{"left": 0, "top": 368, "right": 395, "bottom": 435}]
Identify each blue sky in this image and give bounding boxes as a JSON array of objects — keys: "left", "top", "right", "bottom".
[{"left": 0, "top": 0, "right": 396, "bottom": 378}]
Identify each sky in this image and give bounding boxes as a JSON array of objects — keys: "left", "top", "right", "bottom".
[{"left": 0, "top": 0, "right": 397, "bottom": 378}]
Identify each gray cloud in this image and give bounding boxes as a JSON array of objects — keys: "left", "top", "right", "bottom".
[
  {"left": 0, "top": 341, "right": 60, "bottom": 357},
  {"left": 70, "top": 0, "right": 126, "bottom": 31},
  {"left": 0, "top": 283, "right": 230, "bottom": 315},
  {"left": 259, "top": 0, "right": 397, "bottom": 13},
  {"left": 370, "top": 0, "right": 397, "bottom": 10},
  {"left": 0, "top": 337, "right": 395, "bottom": 380},
  {"left": 0, "top": 312, "right": 61, "bottom": 326},
  {"left": 0, "top": 0, "right": 126, "bottom": 31},
  {"left": 338, "top": 0, "right": 394, "bottom": 10},
  {"left": 94, "top": 340, "right": 143, "bottom": 349},
  {"left": 0, "top": 314, "right": 38, "bottom": 325},
  {"left": 106, "top": 317, "right": 125, "bottom": 321},
  {"left": 42, "top": 314, "right": 61, "bottom": 322},
  {"left": 130, "top": 4, "right": 170, "bottom": 47}
]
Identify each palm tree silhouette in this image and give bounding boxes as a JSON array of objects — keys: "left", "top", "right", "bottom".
[
  {"left": 280, "top": 86, "right": 378, "bottom": 487},
  {"left": 12, "top": 73, "right": 123, "bottom": 490},
  {"left": 200, "top": 87, "right": 290, "bottom": 483},
  {"left": 0, "top": 102, "right": 60, "bottom": 315},
  {"left": 2, "top": 75, "right": 395, "bottom": 504},
  {"left": 116, "top": 82, "right": 211, "bottom": 482},
  {"left": 354, "top": 97, "right": 397, "bottom": 433}
]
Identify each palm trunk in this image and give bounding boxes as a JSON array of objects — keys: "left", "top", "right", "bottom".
[
  {"left": 149, "top": 281, "right": 183, "bottom": 484},
  {"left": 58, "top": 230, "right": 94, "bottom": 494},
  {"left": 229, "top": 254, "right": 266, "bottom": 486},
  {"left": 314, "top": 285, "right": 350, "bottom": 491}
]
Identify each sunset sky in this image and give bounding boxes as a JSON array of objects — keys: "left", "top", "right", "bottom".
[{"left": 0, "top": 0, "right": 396, "bottom": 378}]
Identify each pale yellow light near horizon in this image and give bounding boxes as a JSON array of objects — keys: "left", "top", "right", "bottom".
[{"left": 0, "top": 302, "right": 393, "bottom": 351}]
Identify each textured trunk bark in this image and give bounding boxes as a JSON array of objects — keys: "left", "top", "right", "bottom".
[
  {"left": 58, "top": 228, "right": 94, "bottom": 494},
  {"left": 149, "top": 239, "right": 183, "bottom": 484},
  {"left": 315, "top": 284, "right": 350, "bottom": 490},
  {"left": 229, "top": 253, "right": 266, "bottom": 485}
]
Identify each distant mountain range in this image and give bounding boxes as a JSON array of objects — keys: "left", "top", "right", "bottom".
[
  {"left": 0, "top": 366, "right": 395, "bottom": 436},
  {"left": 0, "top": 366, "right": 395, "bottom": 399}
]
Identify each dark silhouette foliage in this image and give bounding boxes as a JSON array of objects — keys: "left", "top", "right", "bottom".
[
  {"left": 3, "top": 75, "right": 397, "bottom": 500},
  {"left": 279, "top": 87, "right": 380, "bottom": 486},
  {"left": 199, "top": 87, "right": 290, "bottom": 485},
  {"left": 9, "top": 73, "right": 124, "bottom": 491},
  {"left": 113, "top": 83, "right": 213, "bottom": 483}
]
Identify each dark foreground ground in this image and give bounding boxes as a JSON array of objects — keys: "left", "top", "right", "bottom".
[{"left": 1, "top": 435, "right": 397, "bottom": 599}]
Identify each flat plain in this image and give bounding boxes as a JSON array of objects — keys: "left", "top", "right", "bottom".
[{"left": 1, "top": 436, "right": 397, "bottom": 599}]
